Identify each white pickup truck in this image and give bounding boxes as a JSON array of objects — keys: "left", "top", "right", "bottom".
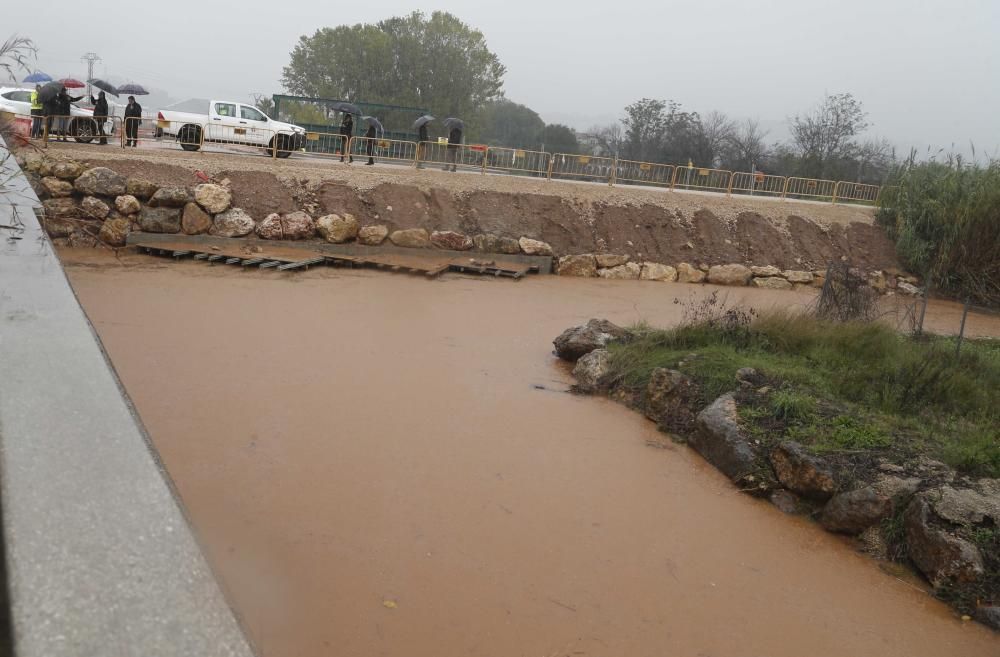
[{"left": 157, "top": 99, "right": 306, "bottom": 157}]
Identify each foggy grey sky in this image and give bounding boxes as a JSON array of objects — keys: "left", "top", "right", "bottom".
[{"left": 6, "top": 0, "right": 998, "bottom": 156}]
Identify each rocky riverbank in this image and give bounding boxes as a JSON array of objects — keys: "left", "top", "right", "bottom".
[{"left": 554, "top": 317, "right": 1000, "bottom": 630}]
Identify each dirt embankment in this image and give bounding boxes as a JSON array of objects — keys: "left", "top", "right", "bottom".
[{"left": 68, "top": 146, "right": 899, "bottom": 272}]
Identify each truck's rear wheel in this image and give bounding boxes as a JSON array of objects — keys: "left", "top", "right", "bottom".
[
  {"left": 178, "top": 124, "right": 201, "bottom": 151},
  {"left": 70, "top": 118, "right": 96, "bottom": 143}
]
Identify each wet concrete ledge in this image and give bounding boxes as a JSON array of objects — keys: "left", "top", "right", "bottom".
[{"left": 0, "top": 139, "right": 255, "bottom": 655}]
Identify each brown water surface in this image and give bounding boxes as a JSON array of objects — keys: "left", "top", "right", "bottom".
[{"left": 61, "top": 251, "right": 998, "bottom": 657}]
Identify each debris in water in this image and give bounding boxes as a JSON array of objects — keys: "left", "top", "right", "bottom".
[{"left": 382, "top": 599, "right": 397, "bottom": 609}]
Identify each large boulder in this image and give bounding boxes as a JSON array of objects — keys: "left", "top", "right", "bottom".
[
  {"left": 924, "top": 479, "right": 1000, "bottom": 528},
  {"left": 752, "top": 277, "right": 792, "bottom": 290},
  {"left": 553, "top": 318, "right": 629, "bottom": 362},
  {"left": 181, "top": 202, "right": 212, "bottom": 235},
  {"left": 52, "top": 160, "right": 86, "bottom": 180},
  {"left": 904, "top": 493, "right": 985, "bottom": 586},
  {"left": 640, "top": 262, "right": 677, "bottom": 282},
  {"left": 317, "top": 213, "right": 360, "bottom": 243},
  {"left": 390, "top": 227, "right": 430, "bottom": 248},
  {"left": 358, "top": 224, "right": 388, "bottom": 246},
  {"left": 431, "top": 230, "right": 474, "bottom": 251},
  {"left": 125, "top": 178, "right": 158, "bottom": 201},
  {"left": 74, "top": 167, "right": 126, "bottom": 197},
  {"left": 783, "top": 270, "right": 814, "bottom": 284},
  {"left": 255, "top": 213, "right": 284, "bottom": 240},
  {"left": 557, "top": 254, "right": 597, "bottom": 277},
  {"left": 595, "top": 254, "right": 629, "bottom": 268},
  {"left": 690, "top": 394, "right": 758, "bottom": 483},
  {"left": 80, "top": 196, "right": 110, "bottom": 220},
  {"left": 138, "top": 207, "right": 182, "bottom": 233},
  {"left": 44, "top": 217, "right": 77, "bottom": 238},
  {"left": 193, "top": 183, "right": 231, "bottom": 214},
  {"left": 149, "top": 186, "right": 192, "bottom": 208},
  {"left": 677, "top": 262, "right": 706, "bottom": 283},
  {"left": 598, "top": 262, "right": 641, "bottom": 279},
  {"left": 644, "top": 368, "right": 688, "bottom": 422},
  {"left": 474, "top": 233, "right": 520, "bottom": 254},
  {"left": 519, "top": 237, "right": 553, "bottom": 256},
  {"left": 750, "top": 265, "right": 782, "bottom": 277},
  {"left": 209, "top": 208, "right": 254, "bottom": 238},
  {"left": 281, "top": 211, "right": 315, "bottom": 240},
  {"left": 820, "top": 487, "right": 892, "bottom": 534},
  {"left": 42, "top": 197, "right": 78, "bottom": 218},
  {"left": 707, "top": 264, "right": 752, "bottom": 286},
  {"left": 41, "top": 176, "right": 74, "bottom": 197},
  {"left": 769, "top": 442, "right": 836, "bottom": 500},
  {"left": 98, "top": 217, "right": 130, "bottom": 247},
  {"left": 572, "top": 348, "right": 613, "bottom": 393},
  {"left": 114, "top": 195, "right": 141, "bottom": 215}
]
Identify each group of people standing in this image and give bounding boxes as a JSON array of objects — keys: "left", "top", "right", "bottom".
[
  {"left": 337, "top": 112, "right": 463, "bottom": 170},
  {"left": 28, "top": 85, "right": 143, "bottom": 146}
]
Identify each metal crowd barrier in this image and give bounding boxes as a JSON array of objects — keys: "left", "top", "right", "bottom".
[
  {"left": 613, "top": 159, "right": 675, "bottom": 187},
  {"left": 202, "top": 121, "right": 279, "bottom": 155},
  {"left": 730, "top": 172, "right": 787, "bottom": 197},
  {"left": 126, "top": 116, "right": 203, "bottom": 151},
  {"left": 300, "top": 130, "right": 349, "bottom": 159},
  {"left": 348, "top": 136, "right": 418, "bottom": 166},
  {"left": 483, "top": 147, "right": 551, "bottom": 177},
  {"left": 549, "top": 153, "right": 615, "bottom": 184},
  {"left": 786, "top": 176, "right": 836, "bottom": 201},
  {"left": 417, "top": 140, "right": 486, "bottom": 171},
  {"left": 671, "top": 166, "right": 732, "bottom": 193},
  {"left": 10, "top": 113, "right": 123, "bottom": 147},
  {"left": 833, "top": 180, "right": 880, "bottom": 204}
]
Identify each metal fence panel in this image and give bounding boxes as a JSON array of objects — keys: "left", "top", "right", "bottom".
[
  {"left": 614, "top": 159, "right": 675, "bottom": 187},
  {"left": 785, "top": 177, "right": 836, "bottom": 200},
  {"left": 483, "top": 147, "right": 551, "bottom": 177},
  {"left": 549, "top": 153, "right": 615, "bottom": 183},
  {"left": 348, "top": 136, "right": 418, "bottom": 165},
  {"left": 672, "top": 166, "right": 732, "bottom": 193},
  {"left": 834, "top": 181, "right": 880, "bottom": 204},
  {"left": 417, "top": 141, "right": 486, "bottom": 171},
  {"left": 730, "top": 172, "right": 787, "bottom": 196}
]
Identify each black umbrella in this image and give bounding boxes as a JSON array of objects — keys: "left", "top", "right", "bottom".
[
  {"left": 37, "top": 81, "right": 65, "bottom": 104},
  {"left": 361, "top": 116, "right": 383, "bottom": 133},
  {"left": 117, "top": 83, "right": 149, "bottom": 96},
  {"left": 411, "top": 114, "right": 434, "bottom": 130},
  {"left": 442, "top": 117, "right": 464, "bottom": 131},
  {"left": 88, "top": 78, "right": 119, "bottom": 97},
  {"left": 330, "top": 101, "right": 361, "bottom": 115}
]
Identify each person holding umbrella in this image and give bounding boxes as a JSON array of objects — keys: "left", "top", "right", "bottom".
[
  {"left": 55, "top": 88, "right": 83, "bottom": 142},
  {"left": 90, "top": 90, "right": 109, "bottom": 145},
  {"left": 338, "top": 112, "right": 354, "bottom": 163},
  {"left": 29, "top": 85, "right": 43, "bottom": 138},
  {"left": 124, "top": 95, "right": 142, "bottom": 147},
  {"left": 364, "top": 120, "right": 378, "bottom": 166},
  {"left": 444, "top": 118, "right": 464, "bottom": 172}
]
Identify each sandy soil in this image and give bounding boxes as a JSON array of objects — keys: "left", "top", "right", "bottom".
[{"left": 59, "top": 248, "right": 998, "bottom": 657}]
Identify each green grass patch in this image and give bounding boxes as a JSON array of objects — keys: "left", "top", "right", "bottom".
[{"left": 608, "top": 309, "right": 1000, "bottom": 476}]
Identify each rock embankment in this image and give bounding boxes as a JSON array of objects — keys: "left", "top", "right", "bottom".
[{"left": 554, "top": 318, "right": 999, "bottom": 630}]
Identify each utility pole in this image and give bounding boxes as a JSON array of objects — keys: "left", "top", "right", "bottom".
[{"left": 81, "top": 52, "right": 101, "bottom": 97}]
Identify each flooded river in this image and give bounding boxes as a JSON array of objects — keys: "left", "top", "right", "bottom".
[{"left": 61, "top": 250, "right": 998, "bottom": 657}]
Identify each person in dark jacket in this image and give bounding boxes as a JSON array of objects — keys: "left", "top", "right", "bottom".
[
  {"left": 416, "top": 123, "right": 429, "bottom": 169},
  {"left": 339, "top": 113, "right": 354, "bottom": 162},
  {"left": 445, "top": 125, "right": 462, "bottom": 172},
  {"left": 124, "top": 96, "right": 142, "bottom": 147},
  {"left": 55, "top": 89, "right": 83, "bottom": 142},
  {"left": 364, "top": 124, "right": 377, "bottom": 165},
  {"left": 90, "top": 91, "right": 109, "bottom": 145},
  {"left": 42, "top": 93, "right": 59, "bottom": 141}
]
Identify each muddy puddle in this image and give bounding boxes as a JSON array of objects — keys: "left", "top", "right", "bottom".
[{"left": 60, "top": 250, "right": 998, "bottom": 657}]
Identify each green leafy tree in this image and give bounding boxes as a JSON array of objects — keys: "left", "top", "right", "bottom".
[
  {"left": 541, "top": 124, "right": 579, "bottom": 154},
  {"left": 282, "top": 11, "right": 505, "bottom": 121},
  {"left": 622, "top": 98, "right": 667, "bottom": 162},
  {"left": 473, "top": 99, "right": 544, "bottom": 147},
  {"left": 789, "top": 92, "right": 869, "bottom": 179}
]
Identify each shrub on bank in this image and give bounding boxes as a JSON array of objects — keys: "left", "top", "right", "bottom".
[{"left": 876, "top": 157, "right": 1000, "bottom": 307}]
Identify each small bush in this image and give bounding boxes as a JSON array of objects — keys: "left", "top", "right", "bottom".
[{"left": 770, "top": 390, "right": 816, "bottom": 421}]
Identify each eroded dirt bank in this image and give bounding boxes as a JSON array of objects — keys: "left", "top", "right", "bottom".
[
  {"left": 60, "top": 250, "right": 997, "bottom": 657},
  {"left": 43, "top": 142, "right": 900, "bottom": 272}
]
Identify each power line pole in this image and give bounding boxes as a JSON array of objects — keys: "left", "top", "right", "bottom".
[{"left": 81, "top": 52, "right": 101, "bottom": 97}]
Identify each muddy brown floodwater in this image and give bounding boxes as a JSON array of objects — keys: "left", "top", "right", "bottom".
[{"left": 60, "top": 249, "right": 998, "bottom": 657}]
